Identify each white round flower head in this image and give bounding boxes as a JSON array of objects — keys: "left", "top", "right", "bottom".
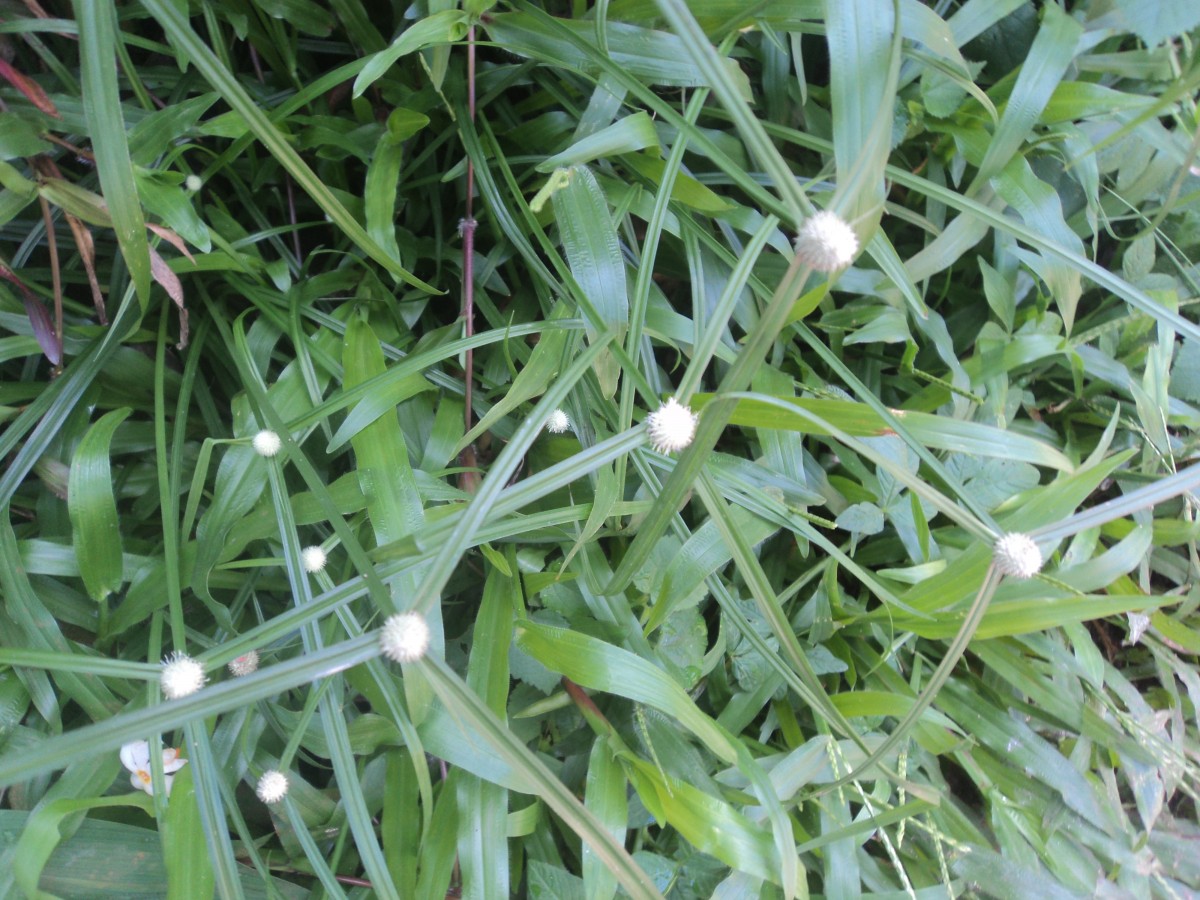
[
  {"left": 252, "top": 429, "right": 282, "bottom": 457},
  {"left": 993, "top": 532, "right": 1042, "bottom": 579},
  {"left": 646, "top": 397, "right": 698, "bottom": 454},
  {"left": 256, "top": 770, "right": 289, "bottom": 804},
  {"left": 184, "top": 174, "right": 203, "bottom": 192},
  {"left": 228, "top": 650, "right": 260, "bottom": 677},
  {"left": 301, "top": 545, "right": 327, "bottom": 574},
  {"left": 380, "top": 611, "right": 430, "bottom": 664},
  {"left": 545, "top": 408, "right": 571, "bottom": 434},
  {"left": 161, "top": 652, "right": 207, "bottom": 700},
  {"left": 794, "top": 210, "right": 859, "bottom": 272}
]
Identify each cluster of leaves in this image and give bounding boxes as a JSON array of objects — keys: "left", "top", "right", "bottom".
[{"left": 2, "top": 0, "right": 1200, "bottom": 897}]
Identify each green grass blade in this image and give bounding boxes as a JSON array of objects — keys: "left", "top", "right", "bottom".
[
  {"left": 162, "top": 762, "right": 218, "bottom": 900},
  {"left": 67, "top": 407, "right": 132, "bottom": 603},
  {"left": 73, "top": 0, "right": 151, "bottom": 308},
  {"left": 551, "top": 165, "right": 629, "bottom": 340},
  {"left": 419, "top": 654, "right": 665, "bottom": 900}
]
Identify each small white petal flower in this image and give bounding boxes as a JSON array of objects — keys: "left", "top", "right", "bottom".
[
  {"left": 256, "top": 769, "right": 289, "bottom": 804},
  {"left": 794, "top": 210, "right": 859, "bottom": 272},
  {"left": 545, "top": 408, "right": 571, "bottom": 434},
  {"left": 121, "top": 740, "right": 187, "bottom": 796},
  {"left": 184, "top": 174, "right": 203, "bottom": 192},
  {"left": 993, "top": 533, "right": 1042, "bottom": 579},
  {"left": 646, "top": 397, "right": 698, "bottom": 454},
  {"left": 380, "top": 612, "right": 430, "bottom": 663},
  {"left": 252, "top": 429, "right": 282, "bottom": 457},
  {"left": 301, "top": 545, "right": 327, "bottom": 573},
  {"left": 228, "top": 650, "right": 260, "bottom": 677},
  {"left": 161, "top": 652, "right": 207, "bottom": 699}
]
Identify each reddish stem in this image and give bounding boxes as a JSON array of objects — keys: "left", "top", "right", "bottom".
[{"left": 462, "top": 25, "right": 477, "bottom": 436}]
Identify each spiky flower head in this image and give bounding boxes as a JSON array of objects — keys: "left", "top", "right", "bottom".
[
  {"left": 161, "top": 652, "right": 206, "bottom": 700},
  {"left": 993, "top": 533, "right": 1042, "bottom": 579},
  {"left": 545, "top": 408, "right": 571, "bottom": 434},
  {"left": 256, "top": 770, "right": 289, "bottom": 804},
  {"left": 252, "top": 429, "right": 282, "bottom": 457},
  {"left": 794, "top": 210, "right": 859, "bottom": 272},
  {"left": 228, "top": 650, "right": 260, "bottom": 677},
  {"left": 185, "top": 175, "right": 203, "bottom": 192},
  {"left": 301, "top": 545, "right": 327, "bottom": 573},
  {"left": 646, "top": 397, "right": 698, "bottom": 454},
  {"left": 380, "top": 612, "right": 430, "bottom": 664}
]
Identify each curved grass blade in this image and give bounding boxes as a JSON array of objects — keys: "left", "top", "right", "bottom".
[
  {"left": 73, "top": 0, "right": 151, "bottom": 308},
  {"left": 68, "top": 407, "right": 132, "bottom": 603}
]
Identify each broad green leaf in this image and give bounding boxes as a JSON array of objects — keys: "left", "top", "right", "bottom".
[
  {"left": 74, "top": 0, "right": 151, "bottom": 308},
  {"left": 342, "top": 317, "right": 425, "bottom": 545},
  {"left": 697, "top": 394, "right": 1074, "bottom": 471},
  {"left": 621, "top": 153, "right": 735, "bottom": 213},
  {"left": 538, "top": 112, "right": 660, "bottom": 171},
  {"left": 551, "top": 166, "right": 629, "bottom": 340},
  {"left": 971, "top": 3, "right": 1082, "bottom": 190},
  {"left": 256, "top": 0, "right": 335, "bottom": 35},
  {"left": 483, "top": 11, "right": 750, "bottom": 91},
  {"left": 624, "top": 754, "right": 780, "bottom": 884},
  {"left": 163, "top": 764, "right": 216, "bottom": 900},
  {"left": 516, "top": 621, "right": 739, "bottom": 762},
  {"left": 326, "top": 369, "right": 432, "bottom": 454},
  {"left": 12, "top": 792, "right": 143, "bottom": 900},
  {"left": 0, "top": 810, "right": 306, "bottom": 898},
  {"left": 352, "top": 10, "right": 470, "bottom": 98},
  {"left": 826, "top": 0, "right": 899, "bottom": 220},
  {"left": 68, "top": 407, "right": 132, "bottom": 602},
  {"left": 583, "top": 741, "right": 626, "bottom": 900},
  {"left": 0, "top": 114, "right": 51, "bottom": 159},
  {"left": 457, "top": 567, "right": 513, "bottom": 900},
  {"left": 1113, "top": 0, "right": 1200, "bottom": 47}
]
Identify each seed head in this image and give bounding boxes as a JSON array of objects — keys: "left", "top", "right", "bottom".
[
  {"left": 646, "top": 397, "right": 698, "bottom": 454},
  {"left": 794, "top": 210, "right": 859, "bottom": 272},
  {"left": 993, "top": 533, "right": 1042, "bottom": 579},
  {"left": 185, "top": 174, "right": 203, "bottom": 192},
  {"left": 301, "top": 545, "right": 327, "bottom": 573},
  {"left": 545, "top": 408, "right": 571, "bottom": 434},
  {"left": 252, "top": 430, "right": 282, "bottom": 457},
  {"left": 380, "top": 612, "right": 430, "bottom": 664},
  {"left": 161, "top": 652, "right": 206, "bottom": 700},
  {"left": 256, "top": 770, "right": 289, "bottom": 804},
  {"left": 228, "top": 650, "right": 260, "bottom": 677}
]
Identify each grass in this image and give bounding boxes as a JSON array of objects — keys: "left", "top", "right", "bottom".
[{"left": 1, "top": 0, "right": 1200, "bottom": 897}]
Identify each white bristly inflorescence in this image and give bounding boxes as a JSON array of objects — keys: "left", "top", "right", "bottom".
[
  {"left": 993, "top": 532, "right": 1043, "bottom": 579},
  {"left": 646, "top": 397, "right": 698, "bottom": 454},
  {"left": 252, "top": 429, "right": 282, "bottom": 457},
  {"left": 545, "top": 408, "right": 571, "bottom": 434},
  {"left": 228, "top": 650, "right": 260, "bottom": 677},
  {"left": 380, "top": 612, "right": 431, "bottom": 664},
  {"left": 794, "top": 210, "right": 859, "bottom": 272},
  {"left": 161, "top": 652, "right": 207, "bottom": 699},
  {"left": 256, "top": 770, "right": 289, "bottom": 804},
  {"left": 301, "top": 545, "right": 327, "bottom": 573}
]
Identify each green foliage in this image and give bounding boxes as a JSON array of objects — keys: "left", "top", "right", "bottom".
[{"left": 1, "top": 1, "right": 1199, "bottom": 898}]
